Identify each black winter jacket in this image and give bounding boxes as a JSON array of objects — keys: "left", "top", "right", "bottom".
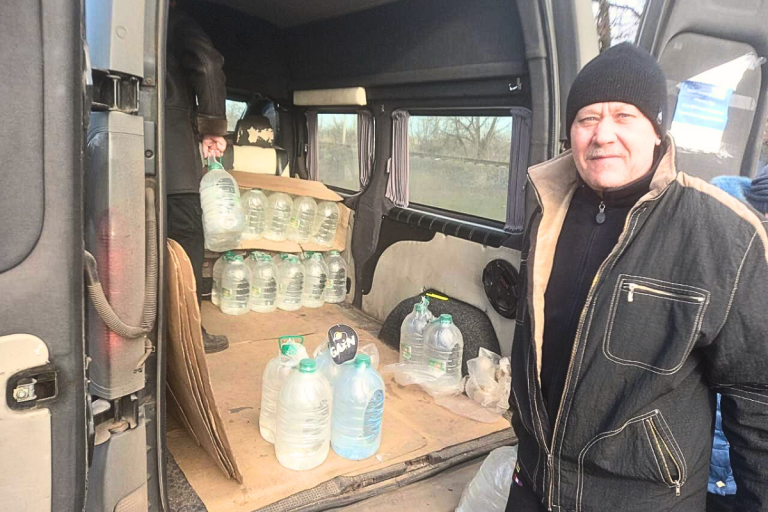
[
  {"left": 165, "top": 8, "right": 227, "bottom": 195},
  {"left": 510, "top": 137, "right": 768, "bottom": 512}
]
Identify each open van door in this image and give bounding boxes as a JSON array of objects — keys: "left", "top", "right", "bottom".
[
  {"left": 0, "top": 1, "right": 87, "bottom": 511},
  {"left": 637, "top": 0, "right": 768, "bottom": 179}
]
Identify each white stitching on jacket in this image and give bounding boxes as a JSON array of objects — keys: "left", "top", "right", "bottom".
[{"left": 716, "top": 231, "right": 757, "bottom": 335}]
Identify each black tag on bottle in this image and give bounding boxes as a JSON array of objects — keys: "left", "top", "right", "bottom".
[{"left": 327, "top": 324, "right": 358, "bottom": 365}]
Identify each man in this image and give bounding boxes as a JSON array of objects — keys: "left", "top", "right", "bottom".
[
  {"left": 506, "top": 43, "right": 768, "bottom": 511},
  {"left": 166, "top": 4, "right": 229, "bottom": 352}
]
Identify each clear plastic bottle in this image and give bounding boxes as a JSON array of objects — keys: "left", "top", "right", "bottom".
[
  {"left": 331, "top": 354, "right": 386, "bottom": 460},
  {"left": 247, "top": 253, "right": 279, "bottom": 313},
  {"left": 287, "top": 196, "right": 317, "bottom": 243},
  {"left": 275, "top": 359, "right": 332, "bottom": 471},
  {"left": 259, "top": 342, "right": 308, "bottom": 444},
  {"left": 456, "top": 445, "right": 518, "bottom": 512},
  {"left": 324, "top": 250, "right": 347, "bottom": 304},
  {"left": 399, "top": 297, "right": 434, "bottom": 364},
  {"left": 302, "top": 252, "right": 328, "bottom": 308},
  {"left": 313, "top": 344, "right": 352, "bottom": 387},
  {"left": 277, "top": 255, "right": 304, "bottom": 311},
  {"left": 210, "top": 253, "right": 229, "bottom": 307},
  {"left": 200, "top": 159, "right": 245, "bottom": 251},
  {"left": 272, "top": 252, "right": 290, "bottom": 268},
  {"left": 423, "top": 314, "right": 464, "bottom": 388},
  {"left": 311, "top": 201, "right": 340, "bottom": 247},
  {"left": 220, "top": 253, "right": 251, "bottom": 316},
  {"left": 241, "top": 189, "right": 268, "bottom": 240},
  {"left": 264, "top": 192, "right": 293, "bottom": 241}
]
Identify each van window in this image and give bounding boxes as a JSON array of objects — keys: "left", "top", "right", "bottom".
[
  {"left": 592, "top": 0, "right": 648, "bottom": 51},
  {"left": 318, "top": 113, "right": 360, "bottom": 192},
  {"left": 408, "top": 115, "right": 513, "bottom": 222},
  {"left": 225, "top": 99, "right": 248, "bottom": 132}
]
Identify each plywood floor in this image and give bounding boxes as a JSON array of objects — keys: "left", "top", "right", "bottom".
[{"left": 167, "top": 302, "right": 509, "bottom": 512}]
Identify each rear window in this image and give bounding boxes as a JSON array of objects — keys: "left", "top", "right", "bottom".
[
  {"left": 318, "top": 113, "right": 360, "bottom": 192},
  {"left": 408, "top": 115, "right": 513, "bottom": 222}
]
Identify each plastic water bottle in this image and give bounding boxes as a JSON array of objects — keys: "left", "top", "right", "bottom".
[
  {"left": 210, "top": 253, "right": 228, "bottom": 307},
  {"left": 302, "top": 252, "right": 328, "bottom": 308},
  {"left": 220, "top": 253, "right": 251, "bottom": 316},
  {"left": 272, "top": 252, "right": 290, "bottom": 267},
  {"left": 287, "top": 196, "right": 317, "bottom": 243},
  {"left": 324, "top": 251, "right": 347, "bottom": 304},
  {"left": 314, "top": 344, "right": 352, "bottom": 387},
  {"left": 456, "top": 445, "right": 518, "bottom": 512},
  {"left": 264, "top": 192, "right": 293, "bottom": 241},
  {"left": 424, "top": 314, "right": 464, "bottom": 387},
  {"left": 275, "top": 359, "right": 332, "bottom": 471},
  {"left": 259, "top": 342, "right": 308, "bottom": 444},
  {"left": 200, "top": 159, "right": 245, "bottom": 251},
  {"left": 247, "top": 253, "right": 278, "bottom": 313},
  {"left": 311, "top": 201, "right": 340, "bottom": 247},
  {"left": 277, "top": 255, "right": 304, "bottom": 311},
  {"left": 331, "top": 354, "right": 385, "bottom": 460},
  {"left": 399, "top": 297, "right": 434, "bottom": 364},
  {"left": 241, "top": 189, "right": 268, "bottom": 240}
]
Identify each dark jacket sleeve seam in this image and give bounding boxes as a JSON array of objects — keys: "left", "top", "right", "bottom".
[{"left": 715, "top": 230, "right": 758, "bottom": 336}]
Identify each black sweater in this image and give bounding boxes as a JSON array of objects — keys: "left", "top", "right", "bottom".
[{"left": 540, "top": 166, "right": 657, "bottom": 427}]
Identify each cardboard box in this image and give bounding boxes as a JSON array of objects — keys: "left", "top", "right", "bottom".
[{"left": 231, "top": 172, "right": 350, "bottom": 254}]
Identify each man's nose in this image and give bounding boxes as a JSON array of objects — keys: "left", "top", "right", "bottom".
[{"left": 592, "top": 118, "right": 618, "bottom": 145}]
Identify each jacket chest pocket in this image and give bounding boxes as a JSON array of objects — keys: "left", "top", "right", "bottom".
[{"left": 602, "top": 275, "right": 709, "bottom": 374}]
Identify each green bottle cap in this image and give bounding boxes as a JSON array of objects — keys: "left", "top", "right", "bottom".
[
  {"left": 234, "top": 254, "right": 244, "bottom": 262},
  {"left": 439, "top": 314, "right": 453, "bottom": 324},
  {"left": 299, "top": 359, "right": 316, "bottom": 373},
  {"left": 223, "top": 251, "right": 237, "bottom": 261},
  {"left": 329, "top": 250, "right": 340, "bottom": 256},
  {"left": 354, "top": 354, "right": 371, "bottom": 368},
  {"left": 311, "top": 252, "right": 323, "bottom": 260},
  {"left": 280, "top": 343, "right": 298, "bottom": 356},
  {"left": 207, "top": 157, "right": 224, "bottom": 170}
]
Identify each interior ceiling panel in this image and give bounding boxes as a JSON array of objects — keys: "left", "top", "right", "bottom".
[{"left": 201, "top": 0, "right": 405, "bottom": 27}]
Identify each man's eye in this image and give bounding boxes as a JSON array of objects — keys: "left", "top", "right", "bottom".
[
  {"left": 616, "top": 113, "right": 633, "bottom": 119},
  {"left": 579, "top": 117, "right": 598, "bottom": 123}
]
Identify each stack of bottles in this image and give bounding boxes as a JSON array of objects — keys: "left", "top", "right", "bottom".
[
  {"left": 211, "top": 250, "right": 348, "bottom": 315},
  {"left": 261, "top": 337, "right": 387, "bottom": 471},
  {"left": 204, "top": 176, "right": 342, "bottom": 250}
]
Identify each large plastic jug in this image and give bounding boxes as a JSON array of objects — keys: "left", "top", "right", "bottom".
[
  {"left": 423, "top": 314, "right": 464, "bottom": 389},
  {"left": 210, "top": 253, "right": 228, "bottom": 307},
  {"left": 331, "top": 354, "right": 386, "bottom": 460},
  {"left": 275, "top": 359, "right": 332, "bottom": 471},
  {"left": 287, "top": 196, "right": 317, "bottom": 243},
  {"left": 399, "top": 297, "right": 434, "bottom": 364},
  {"left": 311, "top": 201, "right": 340, "bottom": 247},
  {"left": 456, "top": 445, "right": 518, "bottom": 512},
  {"left": 220, "top": 253, "right": 251, "bottom": 316},
  {"left": 324, "top": 251, "right": 347, "bottom": 304},
  {"left": 259, "top": 342, "right": 308, "bottom": 444},
  {"left": 200, "top": 159, "right": 245, "bottom": 251},
  {"left": 276, "top": 255, "right": 304, "bottom": 311},
  {"left": 247, "top": 253, "right": 278, "bottom": 313},
  {"left": 302, "top": 252, "right": 328, "bottom": 308},
  {"left": 241, "top": 188, "right": 268, "bottom": 240},
  {"left": 263, "top": 192, "right": 293, "bottom": 241}
]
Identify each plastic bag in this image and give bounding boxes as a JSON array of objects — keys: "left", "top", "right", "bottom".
[
  {"left": 380, "top": 362, "right": 463, "bottom": 397},
  {"left": 456, "top": 445, "right": 518, "bottom": 512},
  {"left": 464, "top": 348, "right": 511, "bottom": 417}
]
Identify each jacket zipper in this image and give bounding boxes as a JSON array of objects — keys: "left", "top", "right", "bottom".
[
  {"left": 646, "top": 417, "right": 683, "bottom": 496},
  {"left": 545, "top": 204, "right": 645, "bottom": 511},
  {"left": 624, "top": 282, "right": 705, "bottom": 304}
]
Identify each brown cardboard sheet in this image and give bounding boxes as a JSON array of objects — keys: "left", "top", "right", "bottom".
[
  {"left": 167, "top": 302, "right": 510, "bottom": 512},
  {"left": 231, "top": 172, "right": 343, "bottom": 202}
]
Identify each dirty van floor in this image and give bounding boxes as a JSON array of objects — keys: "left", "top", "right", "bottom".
[{"left": 166, "top": 302, "right": 509, "bottom": 512}]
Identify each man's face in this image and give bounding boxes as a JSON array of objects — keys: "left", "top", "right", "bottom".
[{"left": 570, "top": 102, "right": 660, "bottom": 193}]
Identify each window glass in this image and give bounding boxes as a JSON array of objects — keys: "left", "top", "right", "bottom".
[
  {"left": 408, "top": 116, "right": 513, "bottom": 222},
  {"left": 592, "top": 0, "right": 648, "bottom": 51},
  {"left": 318, "top": 113, "right": 360, "bottom": 191},
  {"left": 225, "top": 99, "right": 248, "bottom": 132}
]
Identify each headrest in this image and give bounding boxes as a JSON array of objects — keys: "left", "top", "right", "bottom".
[{"left": 234, "top": 115, "right": 274, "bottom": 148}]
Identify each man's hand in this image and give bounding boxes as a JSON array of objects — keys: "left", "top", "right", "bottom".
[{"left": 202, "top": 135, "right": 227, "bottom": 159}]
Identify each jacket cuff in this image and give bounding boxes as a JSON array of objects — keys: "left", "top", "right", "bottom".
[{"left": 196, "top": 116, "right": 228, "bottom": 137}]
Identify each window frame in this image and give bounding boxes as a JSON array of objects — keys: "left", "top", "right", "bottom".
[
  {"left": 315, "top": 108, "right": 364, "bottom": 195},
  {"left": 224, "top": 98, "right": 249, "bottom": 133},
  {"left": 403, "top": 107, "right": 524, "bottom": 229}
]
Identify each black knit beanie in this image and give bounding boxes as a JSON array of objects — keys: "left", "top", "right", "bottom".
[{"left": 566, "top": 42, "right": 668, "bottom": 140}]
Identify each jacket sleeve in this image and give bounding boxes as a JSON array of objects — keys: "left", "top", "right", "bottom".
[
  {"left": 706, "top": 224, "right": 768, "bottom": 511},
  {"left": 174, "top": 11, "right": 228, "bottom": 137}
]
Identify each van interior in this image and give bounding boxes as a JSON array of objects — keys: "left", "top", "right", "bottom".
[{"left": 163, "top": 0, "right": 539, "bottom": 509}]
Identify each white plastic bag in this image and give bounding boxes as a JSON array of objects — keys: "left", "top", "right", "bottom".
[
  {"left": 379, "top": 362, "right": 463, "bottom": 397},
  {"left": 464, "top": 348, "right": 511, "bottom": 417},
  {"left": 456, "top": 445, "right": 518, "bottom": 512}
]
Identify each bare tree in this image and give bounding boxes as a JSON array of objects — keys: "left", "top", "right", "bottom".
[{"left": 594, "top": 0, "right": 646, "bottom": 51}]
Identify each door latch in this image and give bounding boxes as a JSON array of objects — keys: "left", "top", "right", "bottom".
[{"left": 6, "top": 364, "right": 58, "bottom": 410}]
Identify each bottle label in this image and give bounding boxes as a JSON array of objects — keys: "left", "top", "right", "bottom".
[
  {"left": 401, "top": 344, "right": 412, "bottom": 360},
  {"left": 363, "top": 390, "right": 385, "bottom": 438},
  {"left": 428, "top": 359, "right": 447, "bottom": 373}
]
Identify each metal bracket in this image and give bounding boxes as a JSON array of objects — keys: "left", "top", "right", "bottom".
[
  {"left": 92, "top": 70, "right": 140, "bottom": 113},
  {"left": 12, "top": 379, "right": 37, "bottom": 403}
]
